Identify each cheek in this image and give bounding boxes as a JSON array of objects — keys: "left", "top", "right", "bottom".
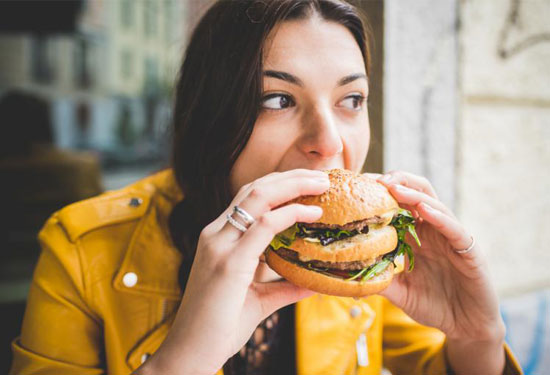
[
  {"left": 229, "top": 117, "right": 297, "bottom": 194},
  {"left": 342, "top": 117, "right": 371, "bottom": 169}
]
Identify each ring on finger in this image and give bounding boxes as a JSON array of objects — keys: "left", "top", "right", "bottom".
[
  {"left": 226, "top": 205, "right": 255, "bottom": 233},
  {"left": 454, "top": 236, "right": 475, "bottom": 254},
  {"left": 234, "top": 205, "right": 255, "bottom": 225}
]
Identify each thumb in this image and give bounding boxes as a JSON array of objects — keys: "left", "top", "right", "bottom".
[
  {"left": 379, "top": 275, "right": 406, "bottom": 308},
  {"left": 252, "top": 280, "right": 315, "bottom": 318}
]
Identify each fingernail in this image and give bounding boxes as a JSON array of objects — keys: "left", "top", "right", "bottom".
[
  {"left": 393, "top": 184, "right": 408, "bottom": 192},
  {"left": 316, "top": 176, "right": 330, "bottom": 184},
  {"left": 378, "top": 174, "right": 392, "bottom": 183},
  {"left": 421, "top": 202, "right": 434, "bottom": 211},
  {"left": 309, "top": 205, "right": 323, "bottom": 214}
]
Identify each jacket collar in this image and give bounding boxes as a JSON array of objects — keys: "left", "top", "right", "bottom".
[{"left": 113, "top": 170, "right": 184, "bottom": 300}]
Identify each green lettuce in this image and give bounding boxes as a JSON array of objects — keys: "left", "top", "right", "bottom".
[
  {"left": 269, "top": 223, "right": 300, "bottom": 250},
  {"left": 391, "top": 208, "right": 421, "bottom": 271},
  {"left": 345, "top": 208, "right": 421, "bottom": 282}
]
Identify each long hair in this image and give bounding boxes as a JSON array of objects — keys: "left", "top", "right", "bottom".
[{"left": 169, "top": 0, "right": 372, "bottom": 371}]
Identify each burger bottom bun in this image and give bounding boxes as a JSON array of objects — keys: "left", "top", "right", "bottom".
[{"left": 265, "top": 249, "right": 394, "bottom": 298}]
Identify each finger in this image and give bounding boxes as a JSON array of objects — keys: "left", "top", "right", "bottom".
[
  {"left": 239, "top": 168, "right": 327, "bottom": 193},
  {"left": 377, "top": 170, "right": 439, "bottom": 199},
  {"left": 252, "top": 280, "right": 315, "bottom": 319},
  {"left": 398, "top": 202, "right": 422, "bottom": 223},
  {"left": 236, "top": 203, "right": 323, "bottom": 259},
  {"left": 416, "top": 202, "right": 473, "bottom": 253},
  {"left": 387, "top": 183, "right": 456, "bottom": 219},
  {"left": 210, "top": 169, "right": 326, "bottom": 232},
  {"left": 220, "top": 173, "right": 329, "bottom": 240},
  {"left": 379, "top": 274, "right": 407, "bottom": 307},
  {"left": 363, "top": 172, "right": 382, "bottom": 179}
]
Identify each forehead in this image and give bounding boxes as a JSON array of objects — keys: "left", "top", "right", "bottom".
[{"left": 262, "top": 17, "right": 366, "bottom": 79}]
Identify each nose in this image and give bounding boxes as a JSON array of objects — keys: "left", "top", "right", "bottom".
[{"left": 299, "top": 103, "right": 344, "bottom": 160}]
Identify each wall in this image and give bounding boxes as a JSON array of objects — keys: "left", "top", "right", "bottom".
[
  {"left": 458, "top": 0, "right": 550, "bottom": 296},
  {"left": 384, "top": 0, "right": 550, "bottom": 297},
  {"left": 384, "top": 0, "right": 458, "bottom": 209},
  {"left": 385, "top": 0, "right": 550, "bottom": 372}
]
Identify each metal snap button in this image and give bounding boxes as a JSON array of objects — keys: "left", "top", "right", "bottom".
[
  {"left": 141, "top": 353, "right": 151, "bottom": 364},
  {"left": 350, "top": 305, "right": 362, "bottom": 318},
  {"left": 122, "top": 272, "right": 138, "bottom": 287},
  {"left": 129, "top": 197, "right": 143, "bottom": 207}
]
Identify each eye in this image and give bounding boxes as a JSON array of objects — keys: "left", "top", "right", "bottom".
[
  {"left": 339, "top": 94, "right": 366, "bottom": 111},
  {"left": 261, "top": 93, "right": 295, "bottom": 110}
]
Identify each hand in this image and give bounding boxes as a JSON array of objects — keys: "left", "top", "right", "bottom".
[
  {"left": 372, "top": 170, "right": 505, "bottom": 340},
  {"left": 370, "top": 170, "right": 506, "bottom": 374},
  {"left": 138, "top": 169, "right": 329, "bottom": 375}
]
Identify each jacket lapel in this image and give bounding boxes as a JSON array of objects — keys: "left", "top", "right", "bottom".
[{"left": 113, "top": 171, "right": 183, "bottom": 300}]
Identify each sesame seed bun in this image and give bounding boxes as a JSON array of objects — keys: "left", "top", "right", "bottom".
[{"left": 291, "top": 169, "right": 399, "bottom": 225}]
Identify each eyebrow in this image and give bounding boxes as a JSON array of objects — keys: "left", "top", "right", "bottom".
[
  {"left": 337, "top": 73, "right": 368, "bottom": 86},
  {"left": 263, "top": 70, "right": 367, "bottom": 87}
]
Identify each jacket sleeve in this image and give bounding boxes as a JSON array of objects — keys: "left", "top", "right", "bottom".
[
  {"left": 382, "top": 298, "right": 523, "bottom": 375},
  {"left": 9, "top": 215, "right": 104, "bottom": 375}
]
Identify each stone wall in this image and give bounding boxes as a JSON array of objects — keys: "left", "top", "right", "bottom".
[
  {"left": 384, "top": 0, "right": 550, "bottom": 297},
  {"left": 384, "top": 0, "right": 458, "bottom": 209},
  {"left": 458, "top": 0, "right": 550, "bottom": 296}
]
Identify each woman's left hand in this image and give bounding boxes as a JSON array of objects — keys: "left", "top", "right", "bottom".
[{"left": 369, "top": 170, "right": 505, "bottom": 344}]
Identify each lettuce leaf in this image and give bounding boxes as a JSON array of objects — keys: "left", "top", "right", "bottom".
[
  {"left": 269, "top": 223, "right": 358, "bottom": 249},
  {"left": 269, "top": 223, "right": 300, "bottom": 250},
  {"left": 391, "top": 208, "right": 421, "bottom": 271},
  {"left": 345, "top": 208, "right": 420, "bottom": 282}
]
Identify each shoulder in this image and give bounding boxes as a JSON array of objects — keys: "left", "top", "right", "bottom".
[
  {"left": 49, "top": 169, "right": 181, "bottom": 244},
  {"left": 34, "top": 169, "right": 184, "bottom": 305}
]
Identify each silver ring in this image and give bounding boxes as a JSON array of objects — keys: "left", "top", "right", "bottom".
[
  {"left": 454, "top": 236, "right": 475, "bottom": 254},
  {"left": 234, "top": 205, "right": 255, "bottom": 225},
  {"left": 227, "top": 213, "right": 248, "bottom": 232}
]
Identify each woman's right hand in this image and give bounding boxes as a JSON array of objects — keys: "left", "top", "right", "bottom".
[{"left": 136, "top": 169, "right": 330, "bottom": 375}]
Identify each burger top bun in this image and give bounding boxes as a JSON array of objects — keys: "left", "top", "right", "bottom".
[{"left": 293, "top": 169, "right": 399, "bottom": 225}]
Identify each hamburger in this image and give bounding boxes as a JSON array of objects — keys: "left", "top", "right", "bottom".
[{"left": 265, "top": 169, "right": 420, "bottom": 297}]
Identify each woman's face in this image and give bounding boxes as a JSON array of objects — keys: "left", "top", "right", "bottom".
[{"left": 230, "top": 17, "right": 370, "bottom": 194}]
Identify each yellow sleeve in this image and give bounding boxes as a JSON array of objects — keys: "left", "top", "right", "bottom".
[
  {"left": 502, "top": 345, "right": 523, "bottom": 375},
  {"left": 9, "top": 215, "right": 104, "bottom": 375},
  {"left": 382, "top": 298, "right": 523, "bottom": 375}
]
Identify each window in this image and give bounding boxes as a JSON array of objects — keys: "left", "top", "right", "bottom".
[
  {"left": 120, "top": 0, "right": 134, "bottom": 30},
  {"left": 144, "top": 56, "right": 159, "bottom": 93},
  {"left": 121, "top": 49, "right": 133, "bottom": 80},
  {"left": 30, "top": 36, "right": 55, "bottom": 84},
  {"left": 74, "top": 38, "right": 92, "bottom": 88},
  {"left": 164, "top": 0, "right": 174, "bottom": 43},
  {"left": 144, "top": 0, "right": 158, "bottom": 38}
]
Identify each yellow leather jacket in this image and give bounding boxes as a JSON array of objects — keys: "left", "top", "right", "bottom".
[{"left": 10, "top": 170, "right": 522, "bottom": 375}]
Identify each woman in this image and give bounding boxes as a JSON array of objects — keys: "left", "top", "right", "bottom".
[{"left": 10, "top": 1, "right": 522, "bottom": 374}]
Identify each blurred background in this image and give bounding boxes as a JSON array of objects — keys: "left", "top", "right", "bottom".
[{"left": 0, "top": 0, "right": 548, "bottom": 373}]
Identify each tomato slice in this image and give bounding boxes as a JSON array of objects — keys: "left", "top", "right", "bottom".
[{"left": 325, "top": 269, "right": 353, "bottom": 278}]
